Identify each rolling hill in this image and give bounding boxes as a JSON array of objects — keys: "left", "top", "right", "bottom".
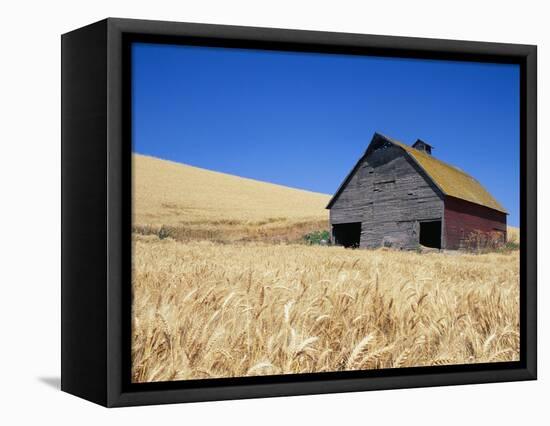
[{"left": 132, "top": 154, "right": 331, "bottom": 242}]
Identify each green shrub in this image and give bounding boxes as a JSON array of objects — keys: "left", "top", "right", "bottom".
[
  {"left": 303, "top": 230, "right": 330, "bottom": 245},
  {"left": 502, "top": 241, "right": 520, "bottom": 252}
]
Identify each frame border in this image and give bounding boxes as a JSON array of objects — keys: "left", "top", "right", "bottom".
[{"left": 63, "top": 17, "right": 537, "bottom": 407}]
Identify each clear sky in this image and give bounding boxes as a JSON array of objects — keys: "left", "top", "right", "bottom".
[{"left": 132, "top": 43, "right": 520, "bottom": 226}]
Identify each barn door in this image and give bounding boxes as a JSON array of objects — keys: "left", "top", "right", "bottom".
[{"left": 419, "top": 220, "right": 442, "bottom": 249}]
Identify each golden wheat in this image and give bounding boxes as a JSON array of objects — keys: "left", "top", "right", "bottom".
[{"left": 131, "top": 237, "right": 519, "bottom": 382}]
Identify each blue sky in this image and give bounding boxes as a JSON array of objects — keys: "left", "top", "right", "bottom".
[{"left": 132, "top": 43, "right": 520, "bottom": 226}]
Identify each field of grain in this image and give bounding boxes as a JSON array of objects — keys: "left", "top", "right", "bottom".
[
  {"left": 132, "top": 237, "right": 519, "bottom": 382},
  {"left": 132, "top": 154, "right": 520, "bottom": 383}
]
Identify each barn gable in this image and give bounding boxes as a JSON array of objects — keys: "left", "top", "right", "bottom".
[{"left": 329, "top": 134, "right": 444, "bottom": 249}]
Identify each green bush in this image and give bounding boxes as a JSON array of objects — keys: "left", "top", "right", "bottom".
[
  {"left": 503, "top": 241, "right": 520, "bottom": 251},
  {"left": 303, "top": 230, "right": 330, "bottom": 245}
]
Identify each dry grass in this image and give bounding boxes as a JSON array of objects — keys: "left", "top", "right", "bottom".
[
  {"left": 131, "top": 154, "right": 520, "bottom": 383},
  {"left": 132, "top": 237, "right": 519, "bottom": 382},
  {"left": 133, "top": 154, "right": 330, "bottom": 243},
  {"left": 132, "top": 218, "right": 328, "bottom": 244},
  {"left": 507, "top": 226, "right": 519, "bottom": 243}
]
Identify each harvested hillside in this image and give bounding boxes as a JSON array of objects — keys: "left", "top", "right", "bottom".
[
  {"left": 133, "top": 154, "right": 330, "bottom": 242},
  {"left": 133, "top": 154, "right": 330, "bottom": 224}
]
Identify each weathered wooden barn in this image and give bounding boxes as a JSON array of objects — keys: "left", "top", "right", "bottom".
[{"left": 326, "top": 133, "right": 507, "bottom": 250}]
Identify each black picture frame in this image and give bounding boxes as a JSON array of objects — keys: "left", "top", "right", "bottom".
[{"left": 61, "top": 17, "right": 537, "bottom": 407}]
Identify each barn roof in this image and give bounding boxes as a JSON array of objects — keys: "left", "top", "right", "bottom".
[{"left": 326, "top": 133, "right": 507, "bottom": 214}]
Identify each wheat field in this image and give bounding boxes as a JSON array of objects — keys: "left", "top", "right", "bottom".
[{"left": 132, "top": 154, "right": 520, "bottom": 383}]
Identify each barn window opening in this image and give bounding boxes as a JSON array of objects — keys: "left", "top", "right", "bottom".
[
  {"left": 419, "top": 220, "right": 441, "bottom": 249},
  {"left": 332, "top": 222, "right": 361, "bottom": 248}
]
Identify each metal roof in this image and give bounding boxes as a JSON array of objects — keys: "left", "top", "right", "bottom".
[{"left": 327, "top": 133, "right": 507, "bottom": 214}]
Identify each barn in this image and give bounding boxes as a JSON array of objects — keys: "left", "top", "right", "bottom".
[{"left": 326, "top": 133, "right": 507, "bottom": 250}]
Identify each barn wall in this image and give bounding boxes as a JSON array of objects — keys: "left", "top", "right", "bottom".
[
  {"left": 330, "top": 145, "right": 444, "bottom": 249},
  {"left": 444, "top": 196, "right": 507, "bottom": 249},
  {"left": 329, "top": 156, "right": 368, "bottom": 225}
]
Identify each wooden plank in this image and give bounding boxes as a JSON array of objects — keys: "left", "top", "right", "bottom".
[{"left": 330, "top": 145, "right": 444, "bottom": 249}]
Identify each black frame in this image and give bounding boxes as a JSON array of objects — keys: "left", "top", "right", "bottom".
[{"left": 61, "top": 17, "right": 537, "bottom": 407}]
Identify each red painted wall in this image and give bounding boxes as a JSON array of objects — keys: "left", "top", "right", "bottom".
[{"left": 444, "top": 196, "right": 507, "bottom": 250}]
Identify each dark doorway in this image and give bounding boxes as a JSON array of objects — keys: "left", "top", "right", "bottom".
[
  {"left": 332, "top": 222, "right": 361, "bottom": 248},
  {"left": 419, "top": 220, "right": 441, "bottom": 249}
]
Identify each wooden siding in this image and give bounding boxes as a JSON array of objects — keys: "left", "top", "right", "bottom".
[
  {"left": 330, "top": 145, "right": 444, "bottom": 249},
  {"left": 444, "top": 196, "right": 507, "bottom": 250}
]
